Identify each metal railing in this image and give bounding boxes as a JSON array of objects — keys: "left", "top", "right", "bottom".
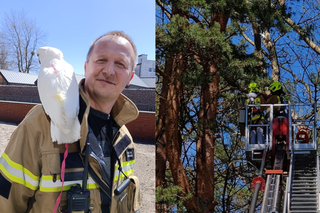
[
  {"left": 245, "top": 104, "right": 275, "bottom": 151},
  {"left": 283, "top": 103, "right": 318, "bottom": 213},
  {"left": 244, "top": 103, "right": 319, "bottom": 212}
]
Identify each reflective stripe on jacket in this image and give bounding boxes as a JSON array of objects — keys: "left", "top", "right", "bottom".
[
  {"left": 0, "top": 79, "right": 141, "bottom": 213},
  {"left": 266, "top": 94, "right": 284, "bottom": 115},
  {"left": 246, "top": 97, "right": 264, "bottom": 121}
]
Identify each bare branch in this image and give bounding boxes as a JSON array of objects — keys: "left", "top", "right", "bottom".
[
  {"left": 1, "top": 10, "right": 46, "bottom": 73},
  {"left": 280, "top": 65, "right": 314, "bottom": 104}
]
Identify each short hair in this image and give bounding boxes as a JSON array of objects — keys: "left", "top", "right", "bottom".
[{"left": 86, "top": 31, "right": 137, "bottom": 71}]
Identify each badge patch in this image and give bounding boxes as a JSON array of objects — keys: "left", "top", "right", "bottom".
[{"left": 126, "top": 148, "right": 134, "bottom": 161}]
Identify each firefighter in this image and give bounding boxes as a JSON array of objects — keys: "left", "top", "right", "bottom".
[
  {"left": 267, "top": 81, "right": 287, "bottom": 117},
  {"left": 246, "top": 82, "right": 267, "bottom": 144}
]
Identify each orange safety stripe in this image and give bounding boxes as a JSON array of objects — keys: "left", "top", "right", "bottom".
[{"left": 265, "top": 170, "right": 283, "bottom": 175}]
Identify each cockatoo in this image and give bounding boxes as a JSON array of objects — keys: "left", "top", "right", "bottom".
[
  {"left": 37, "top": 46, "right": 80, "bottom": 144},
  {"left": 247, "top": 92, "right": 258, "bottom": 104}
]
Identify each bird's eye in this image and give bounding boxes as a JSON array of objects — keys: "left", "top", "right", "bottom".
[{"left": 37, "top": 54, "right": 39, "bottom": 56}]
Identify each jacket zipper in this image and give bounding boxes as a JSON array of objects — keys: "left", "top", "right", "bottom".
[
  {"left": 112, "top": 131, "right": 120, "bottom": 145},
  {"left": 88, "top": 164, "right": 112, "bottom": 199},
  {"left": 89, "top": 129, "right": 121, "bottom": 180},
  {"left": 80, "top": 149, "right": 112, "bottom": 199},
  {"left": 111, "top": 131, "right": 121, "bottom": 180},
  {"left": 82, "top": 130, "right": 122, "bottom": 199}
]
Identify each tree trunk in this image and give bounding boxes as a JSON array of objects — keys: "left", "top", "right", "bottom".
[
  {"left": 196, "top": 65, "right": 219, "bottom": 213},
  {"left": 156, "top": 58, "right": 172, "bottom": 212},
  {"left": 262, "top": 31, "right": 280, "bottom": 81},
  {"left": 164, "top": 54, "right": 199, "bottom": 211}
]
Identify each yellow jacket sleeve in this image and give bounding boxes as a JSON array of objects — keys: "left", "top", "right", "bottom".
[{"left": 0, "top": 119, "right": 41, "bottom": 212}]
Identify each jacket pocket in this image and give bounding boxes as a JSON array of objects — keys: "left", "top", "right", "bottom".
[
  {"left": 128, "top": 176, "right": 140, "bottom": 212},
  {"left": 115, "top": 187, "right": 129, "bottom": 213},
  {"left": 114, "top": 176, "right": 140, "bottom": 213},
  {"left": 44, "top": 153, "right": 61, "bottom": 174}
]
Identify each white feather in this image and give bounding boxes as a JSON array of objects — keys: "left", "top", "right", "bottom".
[
  {"left": 247, "top": 92, "right": 258, "bottom": 99},
  {"left": 37, "top": 46, "right": 81, "bottom": 144},
  {"left": 260, "top": 33, "right": 266, "bottom": 39}
]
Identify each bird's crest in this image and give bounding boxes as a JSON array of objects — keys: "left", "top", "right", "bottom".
[{"left": 37, "top": 46, "right": 63, "bottom": 63}]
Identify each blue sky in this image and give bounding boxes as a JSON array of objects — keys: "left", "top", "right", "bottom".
[{"left": 0, "top": 0, "right": 155, "bottom": 75}]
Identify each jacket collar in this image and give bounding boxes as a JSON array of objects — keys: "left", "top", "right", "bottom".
[
  {"left": 78, "top": 78, "right": 139, "bottom": 127},
  {"left": 78, "top": 78, "right": 138, "bottom": 151}
]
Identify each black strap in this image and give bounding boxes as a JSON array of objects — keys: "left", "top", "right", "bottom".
[
  {"left": 88, "top": 164, "right": 112, "bottom": 199},
  {"left": 79, "top": 141, "right": 112, "bottom": 199}
]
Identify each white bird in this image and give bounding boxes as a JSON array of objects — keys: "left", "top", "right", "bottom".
[
  {"left": 260, "top": 33, "right": 266, "bottom": 40},
  {"left": 37, "top": 46, "right": 80, "bottom": 144},
  {"left": 247, "top": 92, "right": 258, "bottom": 103}
]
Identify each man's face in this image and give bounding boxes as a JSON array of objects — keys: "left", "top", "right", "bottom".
[{"left": 84, "top": 36, "right": 135, "bottom": 104}]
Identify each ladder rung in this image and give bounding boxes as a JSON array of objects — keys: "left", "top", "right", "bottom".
[
  {"left": 294, "top": 176, "right": 317, "bottom": 179},
  {"left": 291, "top": 206, "right": 317, "bottom": 209},
  {"left": 291, "top": 191, "right": 317, "bottom": 194},
  {"left": 291, "top": 199, "right": 317, "bottom": 201},
  {"left": 292, "top": 183, "right": 317, "bottom": 186},
  {"left": 291, "top": 202, "right": 317, "bottom": 205},
  {"left": 293, "top": 180, "right": 317, "bottom": 183},
  {"left": 292, "top": 194, "right": 317, "bottom": 197},
  {"left": 292, "top": 186, "right": 317, "bottom": 189}
]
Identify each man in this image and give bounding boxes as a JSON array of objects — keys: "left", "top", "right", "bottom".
[
  {"left": 267, "top": 81, "right": 287, "bottom": 117},
  {"left": 246, "top": 82, "right": 266, "bottom": 144},
  {"left": 0, "top": 31, "right": 141, "bottom": 213}
]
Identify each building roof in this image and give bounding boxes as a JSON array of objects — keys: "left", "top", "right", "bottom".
[
  {"left": 0, "top": 69, "right": 151, "bottom": 88},
  {"left": 75, "top": 74, "right": 85, "bottom": 84},
  {"left": 0, "top": 69, "right": 38, "bottom": 85},
  {"left": 140, "top": 78, "right": 155, "bottom": 88},
  {"left": 130, "top": 74, "right": 149, "bottom": 88}
]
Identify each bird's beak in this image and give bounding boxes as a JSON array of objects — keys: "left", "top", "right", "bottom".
[{"left": 37, "top": 54, "right": 41, "bottom": 64}]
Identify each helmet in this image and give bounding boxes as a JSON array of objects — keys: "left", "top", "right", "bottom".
[
  {"left": 269, "top": 82, "right": 282, "bottom": 93},
  {"left": 248, "top": 82, "right": 259, "bottom": 93}
]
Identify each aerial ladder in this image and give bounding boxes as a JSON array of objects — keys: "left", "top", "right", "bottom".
[{"left": 239, "top": 103, "right": 319, "bottom": 213}]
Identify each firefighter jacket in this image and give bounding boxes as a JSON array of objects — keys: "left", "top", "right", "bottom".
[
  {"left": 266, "top": 95, "right": 281, "bottom": 105},
  {"left": 0, "top": 79, "right": 141, "bottom": 213},
  {"left": 246, "top": 93, "right": 266, "bottom": 123},
  {"left": 267, "top": 94, "right": 286, "bottom": 117}
]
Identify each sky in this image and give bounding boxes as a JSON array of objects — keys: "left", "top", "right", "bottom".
[{"left": 0, "top": 0, "right": 155, "bottom": 75}]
